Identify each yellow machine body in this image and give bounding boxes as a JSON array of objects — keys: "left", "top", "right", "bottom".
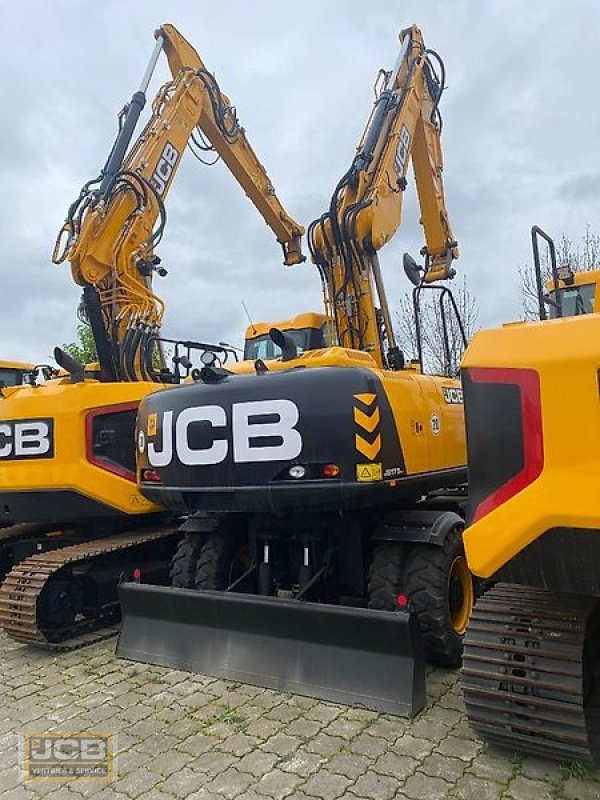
[
  {"left": 0, "top": 379, "right": 162, "bottom": 523},
  {"left": 460, "top": 250, "right": 600, "bottom": 765},
  {"left": 462, "top": 313, "right": 600, "bottom": 578}
]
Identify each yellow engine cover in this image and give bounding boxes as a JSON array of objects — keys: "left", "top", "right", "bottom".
[{"left": 0, "top": 378, "right": 164, "bottom": 522}]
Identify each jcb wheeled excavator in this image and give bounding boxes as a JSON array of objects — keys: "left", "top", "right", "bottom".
[
  {"left": 461, "top": 226, "right": 600, "bottom": 764},
  {"left": 119, "top": 24, "right": 469, "bottom": 718},
  {"left": 0, "top": 24, "right": 305, "bottom": 649}
]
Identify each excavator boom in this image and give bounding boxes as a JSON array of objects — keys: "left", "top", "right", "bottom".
[
  {"left": 53, "top": 24, "right": 304, "bottom": 381},
  {"left": 309, "top": 25, "right": 458, "bottom": 366}
]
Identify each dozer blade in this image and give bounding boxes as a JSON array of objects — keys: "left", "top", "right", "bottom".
[{"left": 117, "top": 583, "right": 426, "bottom": 717}]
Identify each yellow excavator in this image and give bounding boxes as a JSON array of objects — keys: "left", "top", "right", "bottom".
[
  {"left": 119, "top": 24, "right": 468, "bottom": 718},
  {"left": 0, "top": 24, "right": 305, "bottom": 649},
  {"left": 461, "top": 226, "right": 600, "bottom": 764}
]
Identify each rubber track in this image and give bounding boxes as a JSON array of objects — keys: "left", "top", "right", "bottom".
[
  {"left": 462, "top": 583, "right": 600, "bottom": 764},
  {"left": 0, "top": 527, "right": 177, "bottom": 651}
]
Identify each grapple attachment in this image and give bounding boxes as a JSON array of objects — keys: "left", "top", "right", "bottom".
[{"left": 117, "top": 583, "right": 426, "bottom": 717}]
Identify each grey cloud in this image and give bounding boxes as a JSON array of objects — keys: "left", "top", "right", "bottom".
[{"left": 559, "top": 174, "right": 600, "bottom": 204}]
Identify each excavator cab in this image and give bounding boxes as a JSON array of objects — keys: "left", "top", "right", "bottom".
[
  {"left": 243, "top": 313, "right": 330, "bottom": 361},
  {"left": 533, "top": 225, "right": 600, "bottom": 318}
]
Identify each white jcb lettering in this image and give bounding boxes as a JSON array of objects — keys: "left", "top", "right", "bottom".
[
  {"left": 0, "top": 423, "right": 11, "bottom": 457},
  {"left": 147, "top": 410, "right": 173, "bottom": 467},
  {"left": 176, "top": 406, "right": 228, "bottom": 466},
  {"left": 151, "top": 142, "right": 180, "bottom": 196},
  {"left": 15, "top": 421, "right": 50, "bottom": 456},
  {"left": 145, "top": 400, "right": 302, "bottom": 467},
  {"left": 0, "top": 419, "right": 52, "bottom": 460},
  {"left": 233, "top": 400, "right": 302, "bottom": 463}
]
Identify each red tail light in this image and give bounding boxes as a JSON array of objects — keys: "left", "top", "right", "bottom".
[{"left": 141, "top": 468, "right": 162, "bottom": 483}]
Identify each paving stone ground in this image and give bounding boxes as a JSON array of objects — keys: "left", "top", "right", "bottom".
[{"left": 1, "top": 631, "right": 600, "bottom": 799}]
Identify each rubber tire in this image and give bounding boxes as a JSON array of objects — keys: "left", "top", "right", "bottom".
[
  {"left": 367, "top": 542, "right": 405, "bottom": 610},
  {"left": 195, "top": 533, "right": 241, "bottom": 590},
  {"left": 170, "top": 533, "right": 203, "bottom": 589},
  {"left": 404, "top": 528, "right": 470, "bottom": 668}
]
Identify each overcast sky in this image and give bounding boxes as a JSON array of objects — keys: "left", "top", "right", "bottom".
[{"left": 1, "top": 0, "right": 599, "bottom": 363}]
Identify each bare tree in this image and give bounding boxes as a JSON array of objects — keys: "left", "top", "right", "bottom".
[
  {"left": 519, "top": 225, "right": 600, "bottom": 320},
  {"left": 396, "top": 275, "right": 479, "bottom": 376}
]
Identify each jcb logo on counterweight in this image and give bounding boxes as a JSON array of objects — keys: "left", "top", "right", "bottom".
[
  {"left": 151, "top": 142, "right": 180, "bottom": 196},
  {"left": 143, "top": 400, "right": 302, "bottom": 467},
  {"left": 0, "top": 419, "right": 54, "bottom": 461}
]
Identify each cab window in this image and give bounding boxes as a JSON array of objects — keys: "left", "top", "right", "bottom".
[
  {"left": 548, "top": 283, "right": 595, "bottom": 318},
  {"left": 0, "top": 369, "right": 25, "bottom": 387},
  {"left": 244, "top": 328, "right": 322, "bottom": 361}
]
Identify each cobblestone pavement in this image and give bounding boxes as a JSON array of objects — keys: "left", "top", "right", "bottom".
[{"left": 1, "top": 632, "right": 599, "bottom": 800}]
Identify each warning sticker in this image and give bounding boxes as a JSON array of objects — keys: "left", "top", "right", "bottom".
[
  {"left": 147, "top": 413, "right": 157, "bottom": 436},
  {"left": 356, "top": 462, "right": 383, "bottom": 482}
]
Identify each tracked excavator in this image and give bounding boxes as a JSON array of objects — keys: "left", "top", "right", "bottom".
[
  {"left": 0, "top": 23, "right": 305, "bottom": 650},
  {"left": 461, "top": 226, "right": 600, "bottom": 764},
  {"left": 119, "top": 24, "right": 469, "bottom": 717}
]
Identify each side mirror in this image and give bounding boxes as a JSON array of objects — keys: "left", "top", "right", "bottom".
[
  {"left": 270, "top": 328, "right": 298, "bottom": 362},
  {"left": 53, "top": 347, "right": 85, "bottom": 384},
  {"left": 403, "top": 253, "right": 423, "bottom": 286}
]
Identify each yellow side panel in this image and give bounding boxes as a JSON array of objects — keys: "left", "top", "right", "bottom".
[
  {"left": 376, "top": 370, "right": 466, "bottom": 476},
  {"left": 0, "top": 379, "right": 165, "bottom": 516},
  {"left": 462, "top": 314, "right": 600, "bottom": 578}
]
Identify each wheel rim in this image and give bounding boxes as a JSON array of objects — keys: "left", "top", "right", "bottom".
[{"left": 448, "top": 555, "right": 473, "bottom": 635}]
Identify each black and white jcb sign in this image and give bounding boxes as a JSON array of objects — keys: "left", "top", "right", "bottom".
[
  {"left": 141, "top": 399, "right": 302, "bottom": 467},
  {"left": 442, "top": 387, "right": 463, "bottom": 405},
  {"left": 151, "top": 142, "right": 180, "bottom": 196},
  {"left": 0, "top": 418, "right": 54, "bottom": 460},
  {"left": 394, "top": 125, "right": 411, "bottom": 176}
]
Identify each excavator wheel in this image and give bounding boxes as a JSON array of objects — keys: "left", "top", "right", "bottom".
[
  {"left": 171, "top": 533, "right": 204, "bottom": 589},
  {"left": 194, "top": 531, "right": 250, "bottom": 591},
  {"left": 367, "top": 542, "right": 405, "bottom": 610},
  {"left": 404, "top": 528, "right": 473, "bottom": 668}
]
